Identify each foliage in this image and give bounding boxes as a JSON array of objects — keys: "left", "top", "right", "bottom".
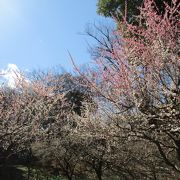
[
  {"left": 97, "top": 0, "right": 142, "bottom": 22},
  {"left": 97, "top": 0, "right": 174, "bottom": 22}
]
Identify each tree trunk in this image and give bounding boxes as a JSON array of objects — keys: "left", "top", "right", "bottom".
[
  {"left": 67, "top": 175, "right": 72, "bottom": 180},
  {"left": 95, "top": 167, "right": 102, "bottom": 180},
  {"left": 27, "top": 166, "right": 31, "bottom": 180}
]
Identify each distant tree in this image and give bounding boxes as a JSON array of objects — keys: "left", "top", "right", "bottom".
[
  {"left": 52, "top": 73, "right": 96, "bottom": 116},
  {"left": 97, "top": 0, "right": 174, "bottom": 22}
]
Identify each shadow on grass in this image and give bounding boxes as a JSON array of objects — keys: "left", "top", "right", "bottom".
[{"left": 0, "top": 166, "right": 25, "bottom": 180}]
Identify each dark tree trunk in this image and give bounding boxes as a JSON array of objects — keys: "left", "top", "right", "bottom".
[
  {"left": 67, "top": 174, "right": 72, "bottom": 180},
  {"left": 94, "top": 163, "right": 103, "bottom": 180},
  {"left": 95, "top": 170, "right": 102, "bottom": 180},
  {"left": 27, "top": 166, "right": 31, "bottom": 180}
]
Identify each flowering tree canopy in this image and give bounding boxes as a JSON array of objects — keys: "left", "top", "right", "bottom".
[{"left": 83, "top": 0, "right": 180, "bottom": 173}]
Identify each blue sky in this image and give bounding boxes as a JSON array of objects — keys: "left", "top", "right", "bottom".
[{"left": 0, "top": 0, "right": 113, "bottom": 73}]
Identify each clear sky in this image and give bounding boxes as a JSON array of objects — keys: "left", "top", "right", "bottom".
[{"left": 0, "top": 0, "right": 113, "bottom": 73}]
